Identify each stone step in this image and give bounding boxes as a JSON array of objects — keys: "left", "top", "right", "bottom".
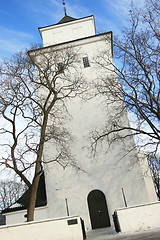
[{"left": 86, "top": 227, "right": 160, "bottom": 240}]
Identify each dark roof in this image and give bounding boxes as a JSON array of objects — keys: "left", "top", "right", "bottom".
[
  {"left": 2, "top": 173, "right": 47, "bottom": 214},
  {"left": 57, "top": 15, "right": 77, "bottom": 24}
]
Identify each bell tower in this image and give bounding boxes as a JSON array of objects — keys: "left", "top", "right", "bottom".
[{"left": 38, "top": 2, "right": 95, "bottom": 47}]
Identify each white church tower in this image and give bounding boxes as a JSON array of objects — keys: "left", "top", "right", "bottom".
[
  {"left": 36, "top": 12, "right": 157, "bottom": 231},
  {"left": 3, "top": 5, "right": 158, "bottom": 232}
]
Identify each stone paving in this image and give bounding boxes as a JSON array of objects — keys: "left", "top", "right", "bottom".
[{"left": 86, "top": 227, "right": 160, "bottom": 240}]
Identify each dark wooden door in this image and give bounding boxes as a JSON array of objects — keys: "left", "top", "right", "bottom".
[{"left": 87, "top": 190, "right": 111, "bottom": 229}]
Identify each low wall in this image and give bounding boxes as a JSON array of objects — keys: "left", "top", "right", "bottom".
[
  {"left": 4, "top": 206, "right": 49, "bottom": 225},
  {"left": 0, "top": 216, "right": 84, "bottom": 240},
  {"left": 116, "top": 201, "right": 160, "bottom": 233}
]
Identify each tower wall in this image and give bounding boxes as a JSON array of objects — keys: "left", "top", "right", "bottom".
[{"left": 39, "top": 35, "right": 157, "bottom": 231}]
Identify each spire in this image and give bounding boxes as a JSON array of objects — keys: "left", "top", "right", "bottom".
[
  {"left": 57, "top": 0, "right": 77, "bottom": 25},
  {"left": 62, "top": 1, "right": 67, "bottom": 16}
]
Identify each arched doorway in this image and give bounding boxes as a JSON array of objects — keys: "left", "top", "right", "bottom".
[{"left": 87, "top": 190, "right": 111, "bottom": 229}]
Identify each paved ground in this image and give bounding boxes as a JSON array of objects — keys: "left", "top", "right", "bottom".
[{"left": 86, "top": 227, "right": 160, "bottom": 240}]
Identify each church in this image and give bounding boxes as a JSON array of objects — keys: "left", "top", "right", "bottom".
[{"left": 2, "top": 7, "right": 158, "bottom": 233}]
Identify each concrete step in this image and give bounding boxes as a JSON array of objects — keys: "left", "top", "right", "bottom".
[
  {"left": 86, "top": 227, "right": 160, "bottom": 240},
  {"left": 87, "top": 227, "right": 117, "bottom": 239}
]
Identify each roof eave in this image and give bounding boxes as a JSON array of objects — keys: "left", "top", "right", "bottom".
[
  {"left": 29, "top": 31, "right": 113, "bottom": 55},
  {"left": 38, "top": 15, "right": 94, "bottom": 31}
]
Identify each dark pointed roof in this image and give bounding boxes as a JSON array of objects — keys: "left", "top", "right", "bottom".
[
  {"left": 57, "top": 15, "right": 77, "bottom": 24},
  {"left": 2, "top": 173, "right": 47, "bottom": 214}
]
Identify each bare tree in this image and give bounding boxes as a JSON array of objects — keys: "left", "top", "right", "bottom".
[
  {"left": 91, "top": 0, "right": 160, "bottom": 156},
  {"left": 148, "top": 154, "right": 160, "bottom": 199},
  {"left": 0, "top": 180, "right": 27, "bottom": 211},
  {"left": 0, "top": 45, "right": 86, "bottom": 221}
]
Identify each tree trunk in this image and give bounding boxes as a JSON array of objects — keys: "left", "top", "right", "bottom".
[
  {"left": 27, "top": 114, "right": 48, "bottom": 222},
  {"left": 27, "top": 173, "right": 40, "bottom": 221}
]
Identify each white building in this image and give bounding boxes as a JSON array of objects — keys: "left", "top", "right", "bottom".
[{"left": 3, "top": 14, "right": 158, "bottom": 232}]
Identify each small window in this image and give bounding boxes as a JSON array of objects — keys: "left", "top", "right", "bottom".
[
  {"left": 57, "top": 62, "right": 65, "bottom": 73},
  {"left": 83, "top": 57, "right": 90, "bottom": 68}
]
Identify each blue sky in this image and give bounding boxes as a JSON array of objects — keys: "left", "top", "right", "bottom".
[{"left": 0, "top": 0, "right": 145, "bottom": 59}]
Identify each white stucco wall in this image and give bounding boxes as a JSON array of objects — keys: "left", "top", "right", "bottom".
[
  {"left": 39, "top": 35, "right": 157, "bottom": 231},
  {"left": 4, "top": 206, "right": 48, "bottom": 225},
  {"left": 138, "top": 151, "right": 158, "bottom": 203},
  {"left": 39, "top": 15, "right": 96, "bottom": 47},
  {"left": 0, "top": 216, "right": 84, "bottom": 240},
  {"left": 116, "top": 202, "right": 160, "bottom": 233}
]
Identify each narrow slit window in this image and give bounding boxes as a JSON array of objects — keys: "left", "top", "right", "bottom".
[
  {"left": 57, "top": 62, "right": 65, "bottom": 73},
  {"left": 83, "top": 57, "right": 90, "bottom": 68}
]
